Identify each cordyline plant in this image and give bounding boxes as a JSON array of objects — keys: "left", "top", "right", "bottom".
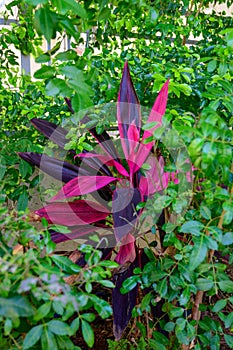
[{"left": 19, "top": 62, "right": 175, "bottom": 339}]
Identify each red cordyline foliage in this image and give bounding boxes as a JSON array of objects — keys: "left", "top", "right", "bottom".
[{"left": 19, "top": 62, "right": 171, "bottom": 338}]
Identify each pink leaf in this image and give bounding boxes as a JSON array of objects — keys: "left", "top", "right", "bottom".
[
  {"left": 35, "top": 200, "right": 110, "bottom": 226},
  {"left": 142, "top": 79, "right": 169, "bottom": 148},
  {"left": 51, "top": 175, "right": 118, "bottom": 201},
  {"left": 115, "top": 234, "right": 136, "bottom": 264}
]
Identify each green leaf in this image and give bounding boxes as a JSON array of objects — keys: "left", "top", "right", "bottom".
[
  {"left": 99, "top": 280, "right": 115, "bottom": 288},
  {"left": 70, "top": 317, "right": 80, "bottom": 335},
  {"left": 196, "top": 278, "right": 213, "bottom": 291},
  {"left": 224, "top": 312, "right": 233, "bottom": 328},
  {"left": 17, "top": 190, "right": 28, "bottom": 211},
  {"left": 188, "top": 237, "right": 208, "bottom": 270},
  {"left": 54, "top": 0, "right": 87, "bottom": 17},
  {"left": 34, "top": 302, "right": 51, "bottom": 321},
  {"left": 207, "top": 60, "right": 217, "bottom": 72},
  {"left": 52, "top": 300, "right": 64, "bottom": 315},
  {"left": 81, "top": 320, "right": 94, "bottom": 348},
  {"left": 222, "top": 232, "right": 233, "bottom": 246},
  {"left": 90, "top": 295, "right": 112, "bottom": 319},
  {"left": 51, "top": 254, "right": 80, "bottom": 274},
  {"left": 48, "top": 320, "right": 71, "bottom": 336},
  {"left": 35, "top": 53, "right": 51, "bottom": 63},
  {"left": 34, "top": 65, "right": 55, "bottom": 79},
  {"left": 157, "top": 279, "right": 168, "bottom": 298},
  {"left": 23, "top": 325, "right": 43, "bottom": 349},
  {"left": 224, "top": 334, "right": 233, "bottom": 348},
  {"left": 218, "top": 280, "right": 233, "bottom": 293},
  {"left": 121, "top": 276, "right": 139, "bottom": 293},
  {"left": 4, "top": 318, "right": 12, "bottom": 336},
  {"left": 99, "top": 261, "right": 119, "bottom": 268},
  {"left": 34, "top": 7, "right": 58, "bottom": 41},
  {"left": 0, "top": 156, "right": 6, "bottom": 180},
  {"left": 212, "top": 299, "right": 227, "bottom": 313},
  {"left": 180, "top": 221, "right": 204, "bottom": 236},
  {"left": 41, "top": 327, "right": 58, "bottom": 350},
  {"left": 82, "top": 313, "right": 95, "bottom": 322},
  {"left": 200, "top": 205, "right": 211, "bottom": 220},
  {"left": 0, "top": 296, "right": 34, "bottom": 318}
]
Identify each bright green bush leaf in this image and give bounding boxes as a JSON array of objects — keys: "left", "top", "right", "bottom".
[
  {"left": 81, "top": 320, "right": 94, "bottom": 348},
  {"left": 23, "top": 325, "right": 43, "bottom": 349}
]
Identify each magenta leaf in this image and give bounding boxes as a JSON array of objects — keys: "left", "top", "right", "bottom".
[
  {"left": 112, "top": 256, "right": 138, "bottom": 340},
  {"left": 115, "top": 234, "right": 136, "bottom": 264},
  {"left": 35, "top": 200, "right": 110, "bottom": 226},
  {"left": 51, "top": 175, "right": 118, "bottom": 201},
  {"left": 142, "top": 79, "right": 169, "bottom": 147},
  {"left": 112, "top": 187, "right": 142, "bottom": 242},
  {"left": 18, "top": 152, "right": 91, "bottom": 183},
  {"left": 117, "top": 62, "right": 141, "bottom": 158}
]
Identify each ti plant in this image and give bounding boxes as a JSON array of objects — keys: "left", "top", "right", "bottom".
[{"left": 19, "top": 62, "right": 190, "bottom": 339}]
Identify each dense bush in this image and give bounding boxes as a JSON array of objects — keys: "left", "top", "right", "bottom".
[{"left": 0, "top": 0, "right": 232, "bottom": 349}]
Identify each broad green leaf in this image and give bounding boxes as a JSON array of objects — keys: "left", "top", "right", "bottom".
[
  {"left": 4, "top": 318, "right": 12, "bottom": 336},
  {"left": 224, "top": 334, "right": 233, "bottom": 348},
  {"left": 90, "top": 295, "right": 112, "bottom": 319},
  {"left": 218, "top": 280, "right": 233, "bottom": 293},
  {"left": 188, "top": 238, "right": 208, "bottom": 270},
  {"left": 82, "top": 313, "right": 95, "bottom": 322},
  {"left": 207, "top": 59, "right": 217, "bottom": 72},
  {"left": 99, "top": 280, "right": 115, "bottom": 288},
  {"left": 224, "top": 312, "right": 233, "bottom": 328},
  {"left": 48, "top": 320, "right": 71, "bottom": 336},
  {"left": 34, "top": 65, "right": 55, "bottom": 79},
  {"left": 34, "top": 302, "right": 51, "bottom": 321},
  {"left": 212, "top": 299, "right": 227, "bottom": 313},
  {"left": 81, "top": 320, "right": 94, "bottom": 348},
  {"left": 34, "top": 7, "right": 58, "bottom": 42},
  {"left": 222, "top": 232, "right": 233, "bottom": 246},
  {"left": 0, "top": 296, "right": 34, "bottom": 318},
  {"left": 52, "top": 255, "right": 80, "bottom": 274},
  {"left": 70, "top": 317, "right": 80, "bottom": 335},
  {"left": 99, "top": 261, "right": 119, "bottom": 268},
  {"left": 54, "top": 0, "right": 87, "bottom": 17},
  {"left": 17, "top": 190, "right": 28, "bottom": 212},
  {"left": 121, "top": 276, "right": 139, "bottom": 294},
  {"left": 23, "top": 325, "right": 43, "bottom": 349},
  {"left": 200, "top": 205, "right": 211, "bottom": 220},
  {"left": 35, "top": 53, "right": 51, "bottom": 63},
  {"left": 157, "top": 279, "right": 168, "bottom": 298},
  {"left": 41, "top": 327, "right": 58, "bottom": 350},
  {"left": 196, "top": 278, "right": 213, "bottom": 291},
  {"left": 180, "top": 221, "right": 204, "bottom": 236}
]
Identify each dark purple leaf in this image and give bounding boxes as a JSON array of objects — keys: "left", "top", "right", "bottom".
[
  {"left": 112, "top": 255, "right": 138, "bottom": 340},
  {"left": 112, "top": 186, "right": 142, "bottom": 242},
  {"left": 49, "top": 225, "right": 98, "bottom": 243},
  {"left": 51, "top": 175, "right": 118, "bottom": 201},
  {"left": 35, "top": 200, "right": 110, "bottom": 226},
  {"left": 64, "top": 97, "right": 74, "bottom": 113},
  {"left": 18, "top": 152, "right": 90, "bottom": 183},
  {"left": 117, "top": 62, "right": 141, "bottom": 158},
  {"left": 30, "top": 118, "right": 71, "bottom": 150}
]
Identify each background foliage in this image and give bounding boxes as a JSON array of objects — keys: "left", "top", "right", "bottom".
[{"left": 0, "top": 0, "right": 232, "bottom": 349}]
